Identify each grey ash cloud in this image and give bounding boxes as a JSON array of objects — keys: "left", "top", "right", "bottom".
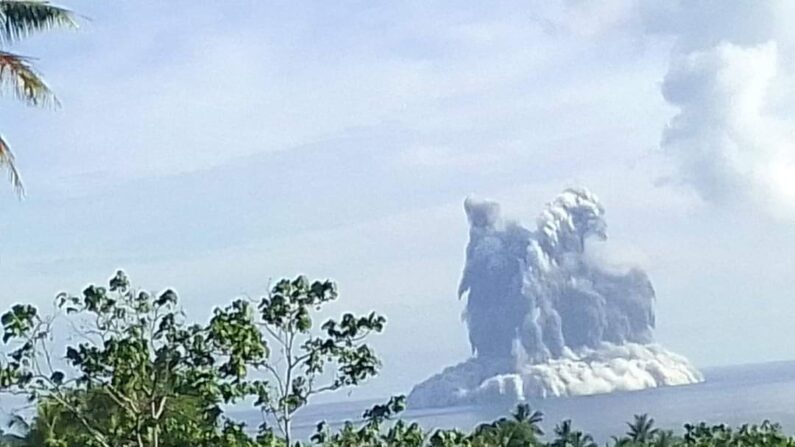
[
  {"left": 460, "top": 188, "right": 655, "bottom": 362},
  {"left": 409, "top": 188, "right": 701, "bottom": 408}
]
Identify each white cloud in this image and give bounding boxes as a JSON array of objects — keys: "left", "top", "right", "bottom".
[
  {"left": 531, "top": 0, "right": 795, "bottom": 215},
  {"left": 661, "top": 42, "right": 783, "bottom": 202},
  {"left": 660, "top": 41, "right": 795, "bottom": 216}
]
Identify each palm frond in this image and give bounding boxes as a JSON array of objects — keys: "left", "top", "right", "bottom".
[
  {"left": 0, "top": 0, "right": 77, "bottom": 44},
  {"left": 0, "top": 50, "right": 56, "bottom": 107},
  {"left": 0, "top": 133, "right": 24, "bottom": 195}
]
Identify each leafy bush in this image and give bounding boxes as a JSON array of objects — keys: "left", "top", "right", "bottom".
[{"left": 0, "top": 271, "right": 384, "bottom": 447}]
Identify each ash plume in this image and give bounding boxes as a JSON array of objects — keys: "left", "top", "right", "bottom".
[
  {"left": 460, "top": 188, "right": 654, "bottom": 362},
  {"left": 409, "top": 188, "right": 701, "bottom": 408}
]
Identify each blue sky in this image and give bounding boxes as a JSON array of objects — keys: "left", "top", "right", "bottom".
[{"left": 1, "top": 1, "right": 795, "bottom": 401}]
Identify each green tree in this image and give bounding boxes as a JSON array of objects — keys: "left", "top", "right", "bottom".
[
  {"left": 311, "top": 395, "right": 426, "bottom": 447},
  {"left": 650, "top": 430, "right": 678, "bottom": 447},
  {"left": 627, "top": 415, "right": 659, "bottom": 444},
  {"left": 0, "top": 1, "right": 77, "bottom": 194},
  {"left": 470, "top": 404, "right": 544, "bottom": 447},
  {"left": 551, "top": 420, "right": 596, "bottom": 447},
  {"left": 0, "top": 271, "right": 386, "bottom": 447},
  {"left": 682, "top": 421, "right": 795, "bottom": 447},
  {"left": 19, "top": 389, "right": 223, "bottom": 447},
  {"left": 428, "top": 429, "right": 470, "bottom": 447},
  {"left": 511, "top": 404, "right": 544, "bottom": 433},
  {"left": 214, "top": 275, "right": 386, "bottom": 445},
  {"left": 0, "top": 271, "right": 265, "bottom": 447}
]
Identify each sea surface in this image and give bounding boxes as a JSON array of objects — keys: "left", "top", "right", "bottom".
[{"left": 243, "top": 360, "right": 795, "bottom": 442}]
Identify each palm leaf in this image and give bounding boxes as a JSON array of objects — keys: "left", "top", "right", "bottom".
[
  {"left": 0, "top": 0, "right": 77, "bottom": 44},
  {"left": 0, "top": 50, "right": 55, "bottom": 107},
  {"left": 0, "top": 1, "right": 74, "bottom": 195},
  {"left": 0, "top": 133, "right": 24, "bottom": 195}
]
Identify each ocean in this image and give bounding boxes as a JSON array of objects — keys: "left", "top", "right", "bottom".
[{"left": 262, "top": 360, "right": 795, "bottom": 442}]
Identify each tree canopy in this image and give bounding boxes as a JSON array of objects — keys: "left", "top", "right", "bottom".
[
  {"left": 0, "top": 271, "right": 385, "bottom": 447},
  {"left": 0, "top": 271, "right": 792, "bottom": 447}
]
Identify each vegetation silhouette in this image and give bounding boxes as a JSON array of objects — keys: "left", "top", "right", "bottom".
[{"left": 0, "top": 271, "right": 791, "bottom": 447}]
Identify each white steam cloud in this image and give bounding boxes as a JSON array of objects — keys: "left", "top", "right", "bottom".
[
  {"left": 661, "top": 41, "right": 795, "bottom": 209},
  {"left": 535, "top": 0, "right": 795, "bottom": 213},
  {"left": 648, "top": 1, "right": 795, "bottom": 212}
]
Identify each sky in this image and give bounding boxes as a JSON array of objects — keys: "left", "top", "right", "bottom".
[{"left": 1, "top": 0, "right": 795, "bottom": 402}]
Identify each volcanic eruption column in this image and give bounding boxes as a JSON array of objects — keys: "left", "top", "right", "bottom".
[{"left": 408, "top": 188, "right": 702, "bottom": 408}]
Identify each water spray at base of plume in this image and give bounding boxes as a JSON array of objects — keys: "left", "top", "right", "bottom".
[
  {"left": 408, "top": 188, "right": 704, "bottom": 408},
  {"left": 408, "top": 343, "right": 703, "bottom": 408}
]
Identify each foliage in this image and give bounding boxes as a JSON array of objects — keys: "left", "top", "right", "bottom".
[
  {"left": 0, "top": 270, "right": 263, "bottom": 447},
  {"left": 226, "top": 275, "right": 386, "bottom": 445},
  {"left": 311, "top": 395, "right": 426, "bottom": 447},
  {"left": 0, "top": 271, "right": 385, "bottom": 447},
  {"left": 681, "top": 421, "right": 794, "bottom": 447},
  {"left": 0, "top": 271, "right": 793, "bottom": 447},
  {"left": 626, "top": 414, "right": 660, "bottom": 444},
  {"left": 469, "top": 404, "right": 544, "bottom": 447},
  {"left": 305, "top": 404, "right": 795, "bottom": 447},
  {"left": 548, "top": 420, "right": 595, "bottom": 447},
  {"left": 0, "top": 0, "right": 78, "bottom": 194},
  {"left": 17, "top": 389, "right": 218, "bottom": 447}
]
